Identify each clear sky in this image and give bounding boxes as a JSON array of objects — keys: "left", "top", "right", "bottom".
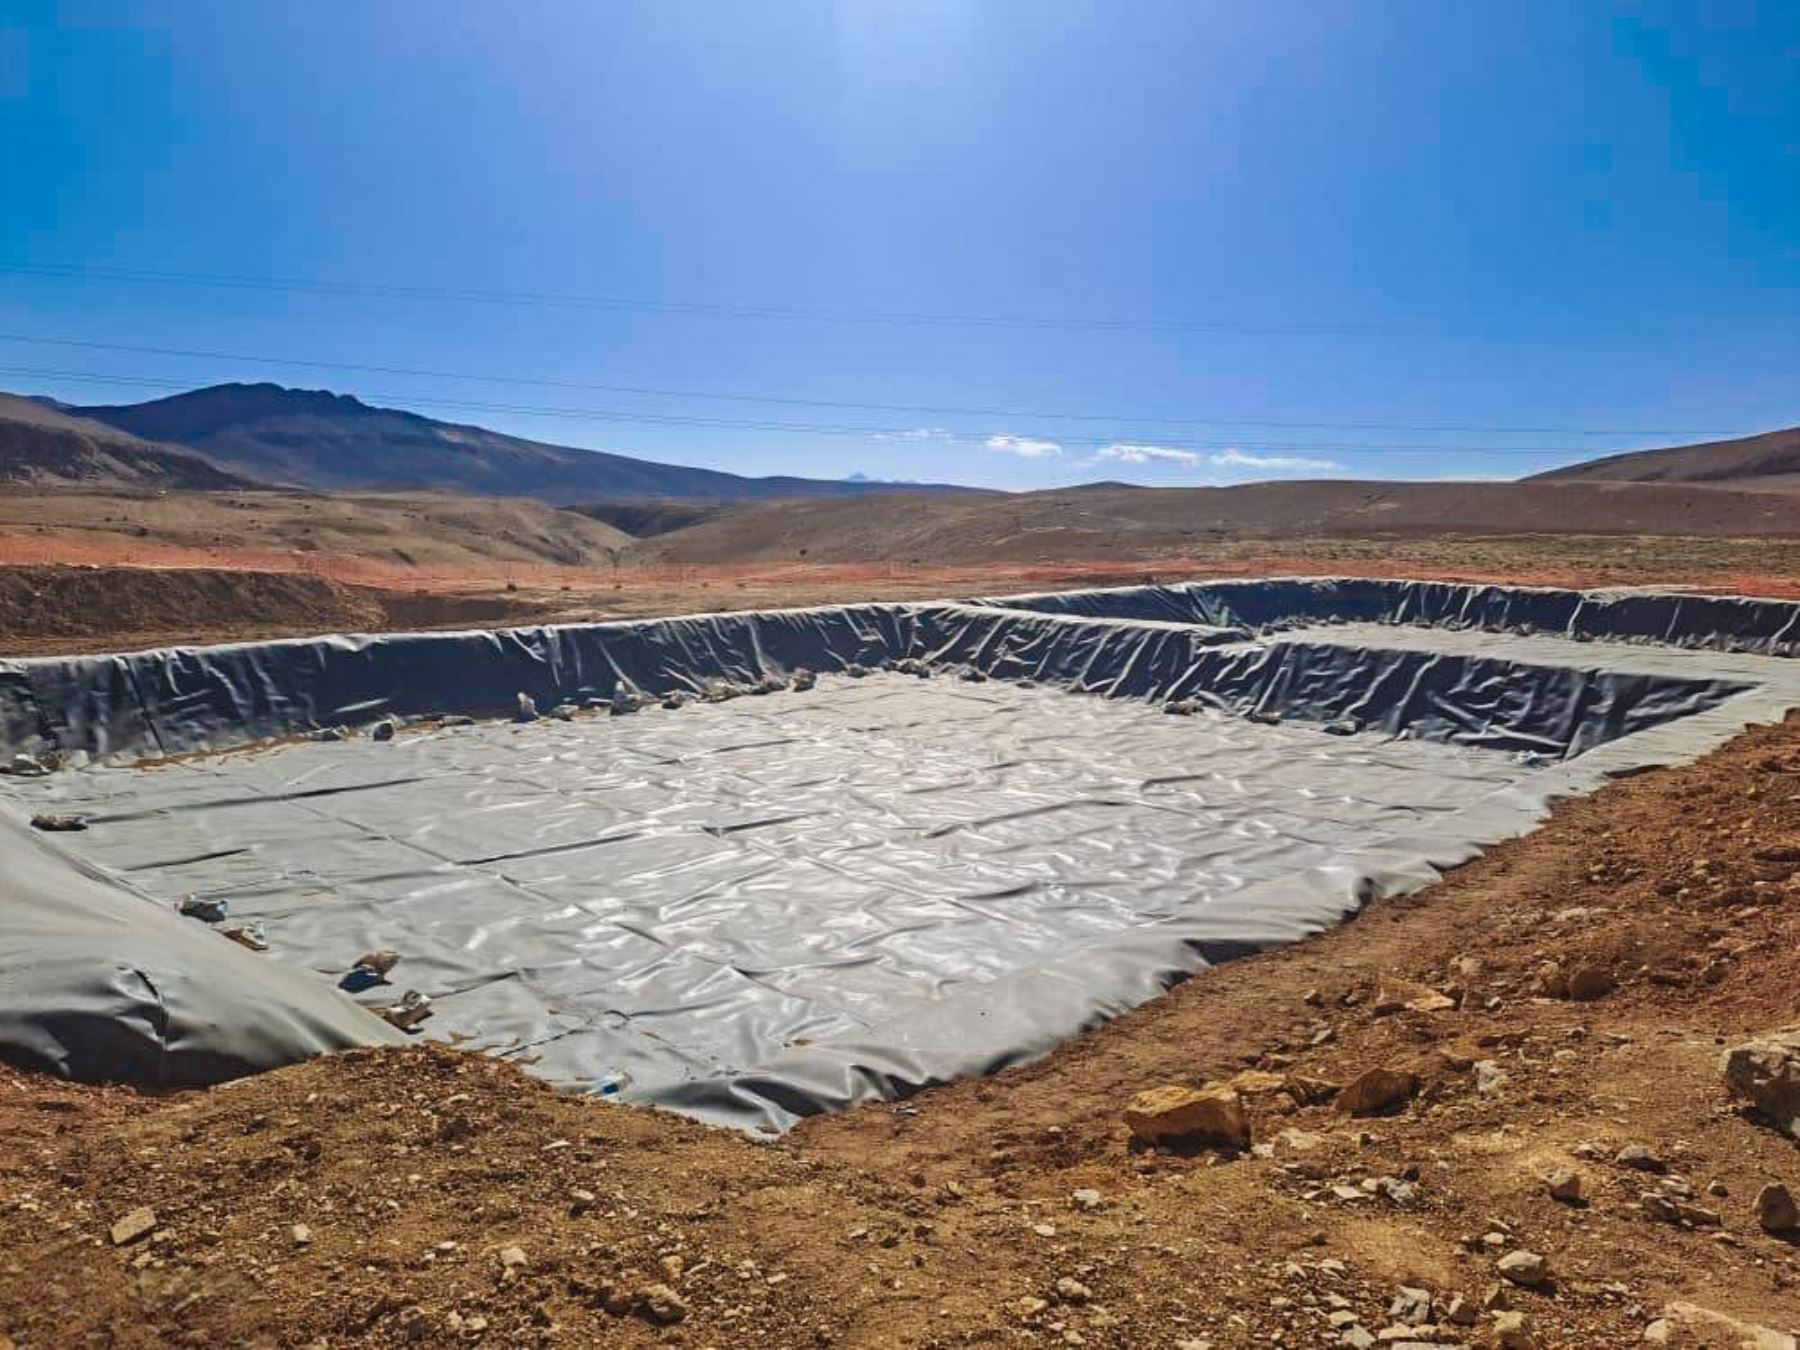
[{"left": 1, "top": 1, "right": 1794, "bottom": 489}]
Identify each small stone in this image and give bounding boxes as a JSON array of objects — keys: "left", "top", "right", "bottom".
[
  {"left": 1013, "top": 1296, "right": 1049, "bottom": 1319},
  {"left": 1495, "top": 1249, "right": 1549, "bottom": 1288},
  {"left": 291, "top": 1223, "right": 313, "bottom": 1247},
  {"left": 1123, "top": 1084, "right": 1251, "bottom": 1149},
  {"left": 1544, "top": 1168, "right": 1585, "bottom": 1204},
  {"left": 637, "top": 1283, "right": 688, "bottom": 1324},
  {"left": 1755, "top": 1182, "right": 1799, "bottom": 1233},
  {"left": 498, "top": 1245, "right": 528, "bottom": 1271},
  {"left": 370, "top": 718, "right": 397, "bottom": 741},
  {"left": 1474, "top": 1060, "right": 1509, "bottom": 1095},
  {"left": 1053, "top": 1276, "right": 1092, "bottom": 1304},
  {"left": 1564, "top": 965, "right": 1615, "bottom": 1001},
  {"left": 1492, "top": 1310, "right": 1531, "bottom": 1348},
  {"left": 1069, "top": 1188, "right": 1104, "bottom": 1213},
  {"left": 1443, "top": 1294, "right": 1477, "bottom": 1326},
  {"left": 1388, "top": 1287, "right": 1432, "bottom": 1325},
  {"left": 109, "top": 1207, "right": 157, "bottom": 1246},
  {"left": 1614, "top": 1144, "right": 1667, "bottom": 1173},
  {"left": 568, "top": 1188, "right": 597, "bottom": 1214},
  {"left": 1336, "top": 1067, "right": 1420, "bottom": 1117}
]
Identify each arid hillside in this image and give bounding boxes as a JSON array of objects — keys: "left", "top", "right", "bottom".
[
  {"left": 1532, "top": 424, "right": 1800, "bottom": 491},
  {"left": 0, "top": 393, "right": 256, "bottom": 491},
  {"left": 636, "top": 479, "right": 1800, "bottom": 566},
  {"left": 0, "top": 488, "right": 631, "bottom": 569}
]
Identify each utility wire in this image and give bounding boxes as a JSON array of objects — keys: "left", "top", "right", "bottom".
[
  {"left": 0, "top": 333, "right": 1732, "bottom": 440},
  {"left": 3, "top": 261, "right": 1787, "bottom": 338},
  {"left": 0, "top": 363, "right": 1629, "bottom": 458}
]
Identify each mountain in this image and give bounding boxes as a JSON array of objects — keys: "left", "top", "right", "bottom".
[
  {"left": 1527, "top": 425, "right": 1800, "bottom": 492},
  {"left": 75, "top": 383, "right": 983, "bottom": 503},
  {"left": 0, "top": 393, "right": 257, "bottom": 490}
]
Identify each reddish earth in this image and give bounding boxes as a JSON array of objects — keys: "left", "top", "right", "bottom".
[
  {"left": 2, "top": 706, "right": 1797, "bottom": 1348},
  {"left": 5, "top": 533, "right": 1800, "bottom": 658}
]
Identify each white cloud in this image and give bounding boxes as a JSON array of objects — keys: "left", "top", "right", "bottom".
[
  {"left": 1210, "top": 448, "right": 1343, "bottom": 472},
  {"left": 873, "top": 426, "right": 957, "bottom": 442},
  {"left": 985, "top": 433, "right": 1063, "bottom": 459},
  {"left": 1096, "top": 443, "right": 1202, "bottom": 467}
]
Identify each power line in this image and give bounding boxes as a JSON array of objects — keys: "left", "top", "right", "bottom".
[
  {"left": 0, "top": 332, "right": 1731, "bottom": 439},
  {"left": 0, "top": 363, "right": 1616, "bottom": 458},
  {"left": 4, "top": 260, "right": 1788, "bottom": 338}
]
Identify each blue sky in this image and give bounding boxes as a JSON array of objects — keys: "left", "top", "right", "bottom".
[{"left": 0, "top": 1, "right": 1794, "bottom": 490}]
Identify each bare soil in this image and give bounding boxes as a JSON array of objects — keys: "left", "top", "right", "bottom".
[
  {"left": 5, "top": 529, "right": 1800, "bottom": 658},
  {"left": 2, "top": 710, "right": 1797, "bottom": 1348}
]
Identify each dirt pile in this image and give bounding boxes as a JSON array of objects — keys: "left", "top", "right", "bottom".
[
  {"left": 0, "top": 565, "right": 386, "bottom": 653},
  {"left": 1, "top": 712, "right": 1797, "bottom": 1346}
]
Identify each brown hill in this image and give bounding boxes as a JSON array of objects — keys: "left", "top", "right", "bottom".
[
  {"left": 0, "top": 488, "right": 633, "bottom": 568},
  {"left": 1529, "top": 424, "right": 1800, "bottom": 490},
  {"left": 0, "top": 393, "right": 256, "bottom": 490},
  {"left": 637, "top": 479, "right": 1800, "bottom": 565},
  {"left": 74, "top": 383, "right": 984, "bottom": 503}
]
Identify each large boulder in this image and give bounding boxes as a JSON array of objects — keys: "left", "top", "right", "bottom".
[
  {"left": 1721, "top": 1031, "right": 1800, "bottom": 1138},
  {"left": 1123, "top": 1084, "right": 1251, "bottom": 1149}
]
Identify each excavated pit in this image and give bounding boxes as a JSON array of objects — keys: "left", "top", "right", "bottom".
[{"left": 2, "top": 578, "right": 1797, "bottom": 1131}]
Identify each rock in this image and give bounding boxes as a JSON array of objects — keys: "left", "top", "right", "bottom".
[
  {"left": 789, "top": 669, "right": 817, "bottom": 692},
  {"left": 312, "top": 726, "right": 346, "bottom": 742},
  {"left": 1650, "top": 1301, "right": 1797, "bottom": 1350},
  {"left": 222, "top": 923, "right": 269, "bottom": 952},
  {"left": 1564, "top": 965, "right": 1615, "bottom": 1001},
  {"left": 1544, "top": 1168, "right": 1585, "bottom": 1204},
  {"left": 177, "top": 894, "right": 229, "bottom": 924},
  {"left": 291, "top": 1223, "right": 313, "bottom": 1246},
  {"left": 370, "top": 718, "right": 397, "bottom": 741},
  {"left": 515, "top": 692, "right": 539, "bottom": 722},
  {"left": 1373, "top": 978, "right": 1454, "bottom": 1016},
  {"left": 1336, "top": 1067, "right": 1420, "bottom": 1117},
  {"left": 1722, "top": 1032, "right": 1800, "bottom": 1139},
  {"left": 1053, "top": 1276, "right": 1092, "bottom": 1304},
  {"left": 636, "top": 1283, "right": 688, "bottom": 1324},
  {"left": 1286, "top": 1073, "right": 1341, "bottom": 1106},
  {"left": 1495, "top": 1249, "right": 1549, "bottom": 1288},
  {"left": 109, "top": 1207, "right": 157, "bottom": 1246},
  {"left": 1641, "top": 1192, "right": 1720, "bottom": 1227},
  {"left": 441, "top": 714, "right": 475, "bottom": 727},
  {"left": 353, "top": 949, "right": 401, "bottom": 976},
  {"left": 1273, "top": 1127, "right": 1326, "bottom": 1156},
  {"left": 1340, "top": 1328, "right": 1376, "bottom": 1350},
  {"left": 1755, "top": 1182, "right": 1798, "bottom": 1233},
  {"left": 498, "top": 1245, "right": 528, "bottom": 1270},
  {"left": 29, "top": 813, "right": 87, "bottom": 832},
  {"left": 1123, "top": 1085, "right": 1250, "bottom": 1149},
  {"left": 1387, "top": 1287, "right": 1432, "bottom": 1325},
  {"left": 1069, "top": 1188, "right": 1104, "bottom": 1213},
  {"left": 1493, "top": 1309, "right": 1532, "bottom": 1348},
  {"left": 1614, "top": 1144, "right": 1668, "bottom": 1173},
  {"left": 568, "top": 1187, "right": 597, "bottom": 1214},
  {"left": 1474, "top": 1060, "right": 1509, "bottom": 1095},
  {"left": 1443, "top": 1294, "right": 1477, "bottom": 1326},
  {"left": 551, "top": 702, "right": 580, "bottom": 721}
]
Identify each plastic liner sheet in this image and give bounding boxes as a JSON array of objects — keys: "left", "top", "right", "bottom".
[
  {"left": 969, "top": 577, "right": 1800, "bottom": 655},
  {"left": 1, "top": 579, "right": 1796, "bottom": 1131}
]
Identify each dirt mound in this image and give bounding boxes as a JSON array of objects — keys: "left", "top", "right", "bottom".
[
  {"left": 1532, "top": 424, "right": 1800, "bottom": 490},
  {"left": 1, "top": 708, "right": 1796, "bottom": 1347},
  {"left": 0, "top": 565, "right": 386, "bottom": 654},
  {"left": 637, "top": 479, "right": 1800, "bottom": 567}
]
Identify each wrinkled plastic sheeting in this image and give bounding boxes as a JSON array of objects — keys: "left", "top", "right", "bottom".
[
  {"left": 0, "top": 812, "right": 405, "bottom": 1085},
  {"left": 0, "top": 578, "right": 1794, "bottom": 1132},
  {"left": 970, "top": 577, "right": 1800, "bottom": 655}
]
